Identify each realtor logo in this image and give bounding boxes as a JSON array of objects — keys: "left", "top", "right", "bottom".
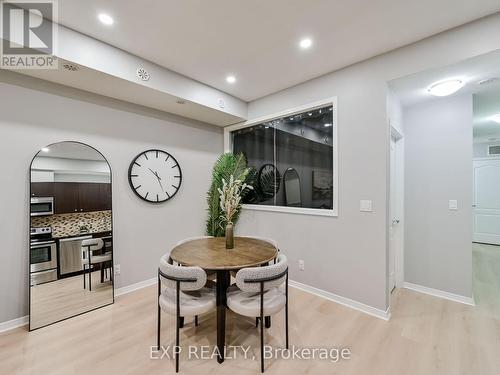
[{"left": 1, "top": 0, "right": 58, "bottom": 69}]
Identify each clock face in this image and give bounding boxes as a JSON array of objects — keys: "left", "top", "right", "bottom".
[{"left": 128, "top": 150, "right": 182, "bottom": 203}]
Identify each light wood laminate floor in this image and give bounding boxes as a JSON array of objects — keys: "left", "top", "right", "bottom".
[
  {"left": 30, "top": 270, "right": 113, "bottom": 330},
  {"left": 1, "top": 244, "right": 500, "bottom": 374}
]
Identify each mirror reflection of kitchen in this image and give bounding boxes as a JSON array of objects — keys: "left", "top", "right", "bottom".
[{"left": 29, "top": 141, "right": 113, "bottom": 330}]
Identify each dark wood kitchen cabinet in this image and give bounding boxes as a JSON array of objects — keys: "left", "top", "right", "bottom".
[
  {"left": 54, "top": 183, "right": 80, "bottom": 213},
  {"left": 31, "top": 182, "right": 54, "bottom": 197},
  {"left": 53, "top": 182, "right": 111, "bottom": 214}
]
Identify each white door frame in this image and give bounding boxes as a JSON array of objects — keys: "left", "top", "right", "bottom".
[{"left": 390, "top": 127, "right": 405, "bottom": 292}]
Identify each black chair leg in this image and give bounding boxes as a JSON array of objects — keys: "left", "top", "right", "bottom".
[
  {"left": 179, "top": 317, "right": 184, "bottom": 328},
  {"left": 157, "top": 274, "right": 161, "bottom": 350},
  {"left": 83, "top": 265, "right": 86, "bottom": 289},
  {"left": 195, "top": 315, "right": 198, "bottom": 326},
  {"left": 101, "top": 267, "right": 104, "bottom": 283},
  {"left": 89, "top": 265, "right": 92, "bottom": 291},
  {"left": 286, "top": 271, "right": 289, "bottom": 350},
  {"left": 260, "top": 312, "right": 264, "bottom": 372},
  {"left": 256, "top": 317, "right": 259, "bottom": 327},
  {"left": 260, "top": 283, "right": 264, "bottom": 373},
  {"left": 176, "top": 282, "right": 180, "bottom": 373},
  {"left": 157, "top": 306, "right": 161, "bottom": 350},
  {"left": 285, "top": 300, "right": 289, "bottom": 349}
]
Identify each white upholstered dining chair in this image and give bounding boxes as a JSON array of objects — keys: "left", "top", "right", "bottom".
[
  {"left": 157, "top": 254, "right": 216, "bottom": 372},
  {"left": 81, "top": 238, "right": 112, "bottom": 291},
  {"left": 227, "top": 253, "right": 289, "bottom": 373}
]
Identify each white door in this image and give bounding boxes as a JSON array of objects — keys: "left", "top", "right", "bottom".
[
  {"left": 473, "top": 159, "right": 500, "bottom": 245},
  {"left": 389, "top": 138, "right": 399, "bottom": 292}
]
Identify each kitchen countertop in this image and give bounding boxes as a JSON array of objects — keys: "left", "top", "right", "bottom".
[{"left": 54, "top": 230, "right": 112, "bottom": 240}]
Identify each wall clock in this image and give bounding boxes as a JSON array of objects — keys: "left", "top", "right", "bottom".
[{"left": 128, "top": 149, "right": 182, "bottom": 203}]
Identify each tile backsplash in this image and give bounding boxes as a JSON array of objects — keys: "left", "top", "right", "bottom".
[{"left": 31, "top": 210, "right": 112, "bottom": 238}]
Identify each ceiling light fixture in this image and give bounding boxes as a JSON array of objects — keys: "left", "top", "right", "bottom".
[
  {"left": 490, "top": 114, "right": 500, "bottom": 124},
  {"left": 428, "top": 79, "right": 464, "bottom": 97},
  {"left": 324, "top": 123, "right": 332, "bottom": 127},
  {"left": 299, "top": 38, "right": 312, "bottom": 49},
  {"left": 98, "top": 13, "right": 114, "bottom": 25},
  {"left": 226, "top": 75, "right": 236, "bottom": 84},
  {"left": 41, "top": 147, "right": 50, "bottom": 153}
]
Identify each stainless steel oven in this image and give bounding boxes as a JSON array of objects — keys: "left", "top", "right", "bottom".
[
  {"left": 30, "top": 197, "right": 54, "bottom": 216},
  {"left": 30, "top": 240, "right": 57, "bottom": 272},
  {"left": 30, "top": 226, "right": 58, "bottom": 286}
]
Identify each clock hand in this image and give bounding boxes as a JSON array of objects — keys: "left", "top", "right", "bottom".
[
  {"left": 147, "top": 168, "right": 164, "bottom": 191},
  {"left": 157, "top": 176, "right": 164, "bottom": 192},
  {"left": 148, "top": 168, "right": 161, "bottom": 180}
]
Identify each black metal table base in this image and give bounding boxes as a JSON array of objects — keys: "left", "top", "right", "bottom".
[{"left": 216, "top": 270, "right": 230, "bottom": 363}]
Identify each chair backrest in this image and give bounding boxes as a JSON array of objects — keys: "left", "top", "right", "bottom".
[
  {"left": 176, "top": 236, "right": 214, "bottom": 247},
  {"left": 159, "top": 254, "right": 207, "bottom": 291},
  {"left": 239, "top": 235, "right": 279, "bottom": 251},
  {"left": 235, "top": 254, "right": 288, "bottom": 293},
  {"left": 81, "top": 238, "right": 104, "bottom": 252}
]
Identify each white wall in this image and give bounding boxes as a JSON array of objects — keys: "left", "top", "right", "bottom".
[
  {"left": 403, "top": 95, "right": 473, "bottom": 298},
  {"left": 0, "top": 73, "right": 223, "bottom": 323},
  {"left": 240, "top": 14, "right": 500, "bottom": 312}
]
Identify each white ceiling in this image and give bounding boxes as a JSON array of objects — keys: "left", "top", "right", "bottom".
[
  {"left": 389, "top": 49, "right": 500, "bottom": 107},
  {"left": 38, "top": 141, "right": 105, "bottom": 161},
  {"left": 389, "top": 49, "right": 500, "bottom": 142},
  {"left": 50, "top": 0, "right": 500, "bottom": 102}
]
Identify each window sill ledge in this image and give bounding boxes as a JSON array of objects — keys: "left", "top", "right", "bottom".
[{"left": 241, "top": 204, "right": 338, "bottom": 217}]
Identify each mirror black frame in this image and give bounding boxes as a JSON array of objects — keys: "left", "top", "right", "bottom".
[
  {"left": 283, "top": 167, "right": 302, "bottom": 207},
  {"left": 28, "top": 141, "right": 114, "bottom": 331}
]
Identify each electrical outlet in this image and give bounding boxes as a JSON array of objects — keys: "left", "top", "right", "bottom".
[
  {"left": 299, "top": 260, "right": 305, "bottom": 271},
  {"left": 360, "top": 200, "right": 373, "bottom": 212},
  {"left": 218, "top": 98, "right": 225, "bottom": 109},
  {"left": 449, "top": 200, "right": 458, "bottom": 210},
  {"left": 114, "top": 264, "right": 121, "bottom": 275}
]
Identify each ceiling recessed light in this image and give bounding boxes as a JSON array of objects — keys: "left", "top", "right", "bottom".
[
  {"left": 324, "top": 123, "right": 332, "bottom": 127},
  {"left": 490, "top": 114, "right": 500, "bottom": 124},
  {"left": 41, "top": 147, "right": 50, "bottom": 153},
  {"left": 308, "top": 112, "right": 312, "bottom": 116},
  {"left": 98, "top": 13, "right": 114, "bottom": 25},
  {"left": 226, "top": 75, "right": 236, "bottom": 84},
  {"left": 299, "top": 38, "right": 312, "bottom": 49},
  {"left": 428, "top": 79, "right": 464, "bottom": 97}
]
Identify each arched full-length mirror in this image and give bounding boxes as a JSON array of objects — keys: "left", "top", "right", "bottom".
[
  {"left": 29, "top": 142, "right": 113, "bottom": 330},
  {"left": 283, "top": 168, "right": 301, "bottom": 207}
]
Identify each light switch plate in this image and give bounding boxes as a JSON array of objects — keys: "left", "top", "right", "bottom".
[
  {"left": 360, "top": 200, "right": 373, "bottom": 212},
  {"left": 449, "top": 200, "right": 458, "bottom": 210}
]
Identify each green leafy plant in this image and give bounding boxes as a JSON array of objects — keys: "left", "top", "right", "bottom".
[{"left": 206, "top": 153, "right": 252, "bottom": 237}]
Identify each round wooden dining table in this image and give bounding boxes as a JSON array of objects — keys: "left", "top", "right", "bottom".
[{"left": 170, "top": 237, "right": 278, "bottom": 364}]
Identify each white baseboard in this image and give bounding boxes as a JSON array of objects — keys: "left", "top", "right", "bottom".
[
  {"left": 289, "top": 280, "right": 391, "bottom": 321},
  {"left": 403, "top": 282, "right": 475, "bottom": 306},
  {"left": 115, "top": 277, "right": 157, "bottom": 297},
  {"left": 0, "top": 315, "right": 28, "bottom": 333}
]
